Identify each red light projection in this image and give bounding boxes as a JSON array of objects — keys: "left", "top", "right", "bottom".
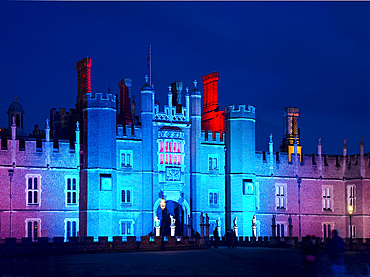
[
  {"left": 201, "top": 72, "right": 225, "bottom": 133},
  {"left": 76, "top": 58, "right": 91, "bottom": 111},
  {"left": 118, "top": 80, "right": 133, "bottom": 127}
]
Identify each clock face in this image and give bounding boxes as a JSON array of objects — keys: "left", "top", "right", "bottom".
[
  {"left": 124, "top": 77, "right": 132, "bottom": 88},
  {"left": 101, "top": 177, "right": 112, "bottom": 191},
  {"left": 244, "top": 182, "right": 253, "bottom": 194}
]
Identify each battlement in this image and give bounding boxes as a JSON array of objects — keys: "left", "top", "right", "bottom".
[
  {"left": 255, "top": 150, "right": 370, "bottom": 179},
  {"left": 84, "top": 91, "right": 116, "bottom": 109},
  {"left": 0, "top": 138, "right": 77, "bottom": 168},
  {"left": 117, "top": 124, "right": 142, "bottom": 139},
  {"left": 200, "top": 130, "right": 225, "bottom": 144},
  {"left": 50, "top": 107, "right": 75, "bottom": 116},
  {"left": 224, "top": 104, "right": 256, "bottom": 120}
]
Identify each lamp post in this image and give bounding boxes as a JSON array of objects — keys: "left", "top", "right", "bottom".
[
  {"left": 348, "top": 204, "right": 353, "bottom": 251},
  {"left": 160, "top": 198, "right": 166, "bottom": 250},
  {"left": 297, "top": 177, "right": 302, "bottom": 240},
  {"left": 8, "top": 165, "right": 15, "bottom": 238}
]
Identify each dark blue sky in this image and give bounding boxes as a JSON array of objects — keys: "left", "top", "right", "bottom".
[{"left": 1, "top": 1, "right": 370, "bottom": 155}]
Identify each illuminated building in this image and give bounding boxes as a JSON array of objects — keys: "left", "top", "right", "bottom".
[{"left": 0, "top": 57, "right": 369, "bottom": 241}]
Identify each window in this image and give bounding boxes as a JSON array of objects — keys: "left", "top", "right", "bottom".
[
  {"left": 349, "top": 225, "right": 356, "bottom": 238},
  {"left": 276, "top": 221, "right": 286, "bottom": 237},
  {"left": 322, "top": 186, "right": 333, "bottom": 211},
  {"left": 25, "top": 219, "right": 41, "bottom": 241},
  {"left": 323, "top": 223, "right": 334, "bottom": 239},
  {"left": 275, "top": 184, "right": 286, "bottom": 209},
  {"left": 26, "top": 175, "right": 41, "bottom": 205},
  {"left": 209, "top": 190, "right": 219, "bottom": 206},
  {"left": 120, "top": 150, "right": 133, "bottom": 168},
  {"left": 121, "top": 188, "right": 133, "bottom": 204},
  {"left": 208, "top": 154, "right": 219, "bottom": 170},
  {"left": 159, "top": 139, "right": 183, "bottom": 166},
  {"left": 347, "top": 185, "right": 355, "bottom": 210},
  {"left": 65, "top": 219, "right": 78, "bottom": 241},
  {"left": 120, "top": 220, "right": 134, "bottom": 236},
  {"left": 66, "top": 176, "right": 78, "bottom": 206}
]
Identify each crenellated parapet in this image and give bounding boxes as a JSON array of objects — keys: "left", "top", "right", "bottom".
[
  {"left": 154, "top": 104, "right": 188, "bottom": 123},
  {"left": 255, "top": 150, "right": 370, "bottom": 179},
  {"left": 200, "top": 130, "right": 225, "bottom": 144},
  {"left": 84, "top": 91, "right": 116, "bottom": 109},
  {"left": 0, "top": 138, "right": 77, "bottom": 168},
  {"left": 224, "top": 104, "right": 256, "bottom": 120},
  {"left": 117, "top": 124, "right": 142, "bottom": 140}
]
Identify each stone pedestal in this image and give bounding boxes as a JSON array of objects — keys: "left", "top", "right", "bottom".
[
  {"left": 187, "top": 224, "right": 192, "bottom": 237},
  {"left": 217, "top": 226, "right": 221, "bottom": 237},
  {"left": 289, "top": 225, "right": 293, "bottom": 238},
  {"left": 170, "top": 226, "right": 176, "bottom": 237},
  {"left": 205, "top": 224, "right": 210, "bottom": 237},
  {"left": 252, "top": 225, "right": 257, "bottom": 238},
  {"left": 155, "top": 226, "right": 160, "bottom": 237},
  {"left": 272, "top": 224, "right": 276, "bottom": 238},
  {"left": 200, "top": 224, "right": 205, "bottom": 237},
  {"left": 234, "top": 226, "right": 238, "bottom": 237}
]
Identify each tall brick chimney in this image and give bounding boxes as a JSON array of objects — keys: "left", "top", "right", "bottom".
[
  {"left": 118, "top": 79, "right": 133, "bottom": 127},
  {"left": 76, "top": 57, "right": 91, "bottom": 111},
  {"left": 201, "top": 72, "right": 224, "bottom": 133}
]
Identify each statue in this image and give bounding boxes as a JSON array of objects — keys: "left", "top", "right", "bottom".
[
  {"left": 217, "top": 217, "right": 221, "bottom": 227},
  {"left": 170, "top": 215, "right": 176, "bottom": 226},
  {"left": 288, "top": 214, "right": 292, "bottom": 226},
  {"left": 200, "top": 212, "right": 204, "bottom": 225},
  {"left": 206, "top": 213, "right": 209, "bottom": 225},
  {"left": 233, "top": 217, "right": 237, "bottom": 227},
  {"left": 154, "top": 216, "right": 160, "bottom": 227},
  {"left": 272, "top": 215, "right": 276, "bottom": 226},
  {"left": 252, "top": 215, "right": 257, "bottom": 238}
]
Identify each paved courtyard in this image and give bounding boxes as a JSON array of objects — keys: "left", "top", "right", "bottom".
[{"left": 0, "top": 247, "right": 369, "bottom": 276}]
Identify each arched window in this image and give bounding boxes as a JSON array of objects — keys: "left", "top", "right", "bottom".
[
  {"left": 122, "top": 190, "right": 126, "bottom": 203},
  {"left": 127, "top": 190, "right": 131, "bottom": 203}
]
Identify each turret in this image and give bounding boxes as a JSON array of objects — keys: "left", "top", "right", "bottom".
[
  {"left": 168, "top": 85, "right": 173, "bottom": 121},
  {"left": 83, "top": 90, "right": 116, "bottom": 169},
  {"left": 225, "top": 104, "right": 256, "bottom": 235},
  {"left": 7, "top": 96, "right": 25, "bottom": 137},
  {"left": 140, "top": 75, "right": 155, "bottom": 234},
  {"left": 190, "top": 80, "right": 202, "bottom": 226},
  {"left": 269, "top": 134, "right": 274, "bottom": 176}
]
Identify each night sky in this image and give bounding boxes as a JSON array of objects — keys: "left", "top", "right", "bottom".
[{"left": 1, "top": 1, "right": 370, "bottom": 155}]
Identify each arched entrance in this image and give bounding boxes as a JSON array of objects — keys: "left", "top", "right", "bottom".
[{"left": 156, "top": 200, "right": 184, "bottom": 236}]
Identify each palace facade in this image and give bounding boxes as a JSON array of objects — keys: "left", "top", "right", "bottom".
[{"left": 0, "top": 58, "right": 369, "bottom": 241}]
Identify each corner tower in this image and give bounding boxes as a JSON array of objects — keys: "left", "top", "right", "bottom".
[
  {"left": 225, "top": 104, "right": 256, "bottom": 236},
  {"left": 80, "top": 90, "right": 117, "bottom": 238}
]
